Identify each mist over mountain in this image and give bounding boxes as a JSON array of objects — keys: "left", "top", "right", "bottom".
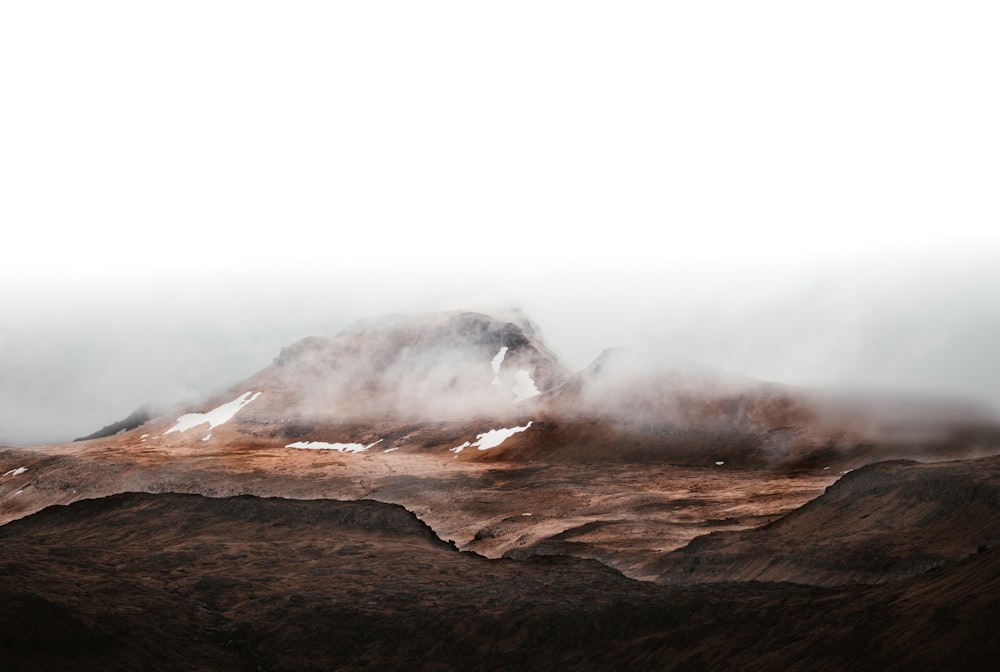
[
  {"left": 241, "top": 311, "right": 569, "bottom": 423},
  {"left": 4, "top": 250, "right": 1000, "bottom": 447},
  {"left": 2, "top": 307, "right": 999, "bottom": 669}
]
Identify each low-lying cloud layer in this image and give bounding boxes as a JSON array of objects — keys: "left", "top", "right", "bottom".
[{"left": 2, "top": 252, "right": 998, "bottom": 445}]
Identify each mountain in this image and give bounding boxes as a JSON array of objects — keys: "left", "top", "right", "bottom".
[
  {"left": 2, "top": 309, "right": 1000, "bottom": 668},
  {"left": 240, "top": 310, "right": 570, "bottom": 423},
  {"left": 553, "top": 346, "right": 819, "bottom": 430},
  {"left": 70, "top": 310, "right": 995, "bottom": 467},
  {"left": 5, "top": 310, "right": 999, "bottom": 576},
  {"left": 505, "top": 345, "right": 832, "bottom": 464}
]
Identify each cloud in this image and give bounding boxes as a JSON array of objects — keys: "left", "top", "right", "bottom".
[{"left": 3, "top": 251, "right": 998, "bottom": 446}]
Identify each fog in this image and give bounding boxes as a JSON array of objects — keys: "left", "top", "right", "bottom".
[
  {"left": 2, "top": 3, "right": 999, "bottom": 444},
  {"left": 3, "top": 254, "right": 998, "bottom": 445}
]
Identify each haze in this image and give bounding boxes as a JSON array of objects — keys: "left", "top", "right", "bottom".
[{"left": 2, "top": 3, "right": 998, "bottom": 444}]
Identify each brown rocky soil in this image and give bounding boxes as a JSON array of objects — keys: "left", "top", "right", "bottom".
[
  {"left": 1, "top": 492, "right": 998, "bottom": 672},
  {"left": 0, "top": 436, "right": 842, "bottom": 581},
  {"left": 655, "top": 455, "right": 1000, "bottom": 586}
]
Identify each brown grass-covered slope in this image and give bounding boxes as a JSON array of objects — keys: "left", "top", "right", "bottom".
[
  {"left": 655, "top": 455, "right": 1000, "bottom": 586},
  {"left": 0, "top": 442, "right": 837, "bottom": 581},
  {"left": 1, "top": 492, "right": 999, "bottom": 672}
]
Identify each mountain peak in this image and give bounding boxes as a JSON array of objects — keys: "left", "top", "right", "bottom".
[{"left": 252, "top": 310, "right": 570, "bottom": 422}]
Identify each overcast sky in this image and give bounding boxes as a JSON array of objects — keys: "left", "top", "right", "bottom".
[{"left": 2, "top": 2, "right": 999, "bottom": 444}]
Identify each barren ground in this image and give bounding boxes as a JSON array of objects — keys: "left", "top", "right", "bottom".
[
  {"left": 1, "top": 427, "right": 840, "bottom": 580},
  {"left": 1, "top": 492, "right": 998, "bottom": 671}
]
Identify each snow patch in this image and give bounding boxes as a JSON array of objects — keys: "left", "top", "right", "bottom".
[
  {"left": 522, "top": 512, "right": 532, "bottom": 517},
  {"left": 491, "top": 347, "right": 508, "bottom": 374},
  {"left": 473, "top": 421, "right": 533, "bottom": 450},
  {"left": 165, "top": 391, "right": 262, "bottom": 435},
  {"left": 285, "top": 438, "right": 382, "bottom": 453},
  {"left": 383, "top": 446, "right": 401, "bottom": 453},
  {"left": 140, "top": 434, "right": 149, "bottom": 439},
  {"left": 512, "top": 369, "right": 540, "bottom": 402},
  {"left": 451, "top": 422, "right": 535, "bottom": 452},
  {"left": 3, "top": 467, "right": 27, "bottom": 477},
  {"left": 490, "top": 346, "right": 508, "bottom": 386},
  {"left": 12, "top": 490, "right": 23, "bottom": 497},
  {"left": 202, "top": 433, "right": 212, "bottom": 442},
  {"left": 714, "top": 461, "right": 725, "bottom": 466},
  {"left": 286, "top": 441, "right": 367, "bottom": 453}
]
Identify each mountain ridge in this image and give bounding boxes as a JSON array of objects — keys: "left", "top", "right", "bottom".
[{"left": 69, "top": 310, "right": 995, "bottom": 453}]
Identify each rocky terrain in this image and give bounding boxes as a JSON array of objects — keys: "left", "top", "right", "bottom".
[
  {"left": 1, "top": 492, "right": 998, "bottom": 671},
  {"left": 1, "top": 310, "right": 998, "bottom": 670},
  {"left": 655, "top": 455, "right": 1000, "bottom": 586}
]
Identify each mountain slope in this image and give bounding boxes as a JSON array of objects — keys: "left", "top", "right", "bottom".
[
  {"left": 70, "top": 312, "right": 997, "bottom": 468},
  {"left": 2, "top": 492, "right": 999, "bottom": 671},
  {"left": 238, "top": 311, "right": 570, "bottom": 425},
  {"left": 655, "top": 454, "right": 1000, "bottom": 586},
  {"left": 73, "top": 406, "right": 153, "bottom": 442}
]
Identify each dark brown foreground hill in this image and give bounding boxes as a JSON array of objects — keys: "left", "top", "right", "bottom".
[
  {"left": 1, "top": 492, "right": 998, "bottom": 672},
  {"left": 655, "top": 455, "right": 1000, "bottom": 586}
]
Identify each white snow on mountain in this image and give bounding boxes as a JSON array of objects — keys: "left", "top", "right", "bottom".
[
  {"left": 450, "top": 441, "right": 472, "bottom": 454},
  {"left": 472, "top": 421, "right": 534, "bottom": 450},
  {"left": 491, "top": 347, "right": 508, "bottom": 374},
  {"left": 449, "top": 421, "right": 534, "bottom": 453},
  {"left": 285, "top": 439, "right": 382, "bottom": 453},
  {"left": 165, "top": 391, "right": 262, "bottom": 435},
  {"left": 491, "top": 346, "right": 508, "bottom": 386}
]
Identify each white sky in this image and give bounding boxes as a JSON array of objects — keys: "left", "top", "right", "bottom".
[{"left": 1, "top": 3, "right": 999, "bottom": 443}]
